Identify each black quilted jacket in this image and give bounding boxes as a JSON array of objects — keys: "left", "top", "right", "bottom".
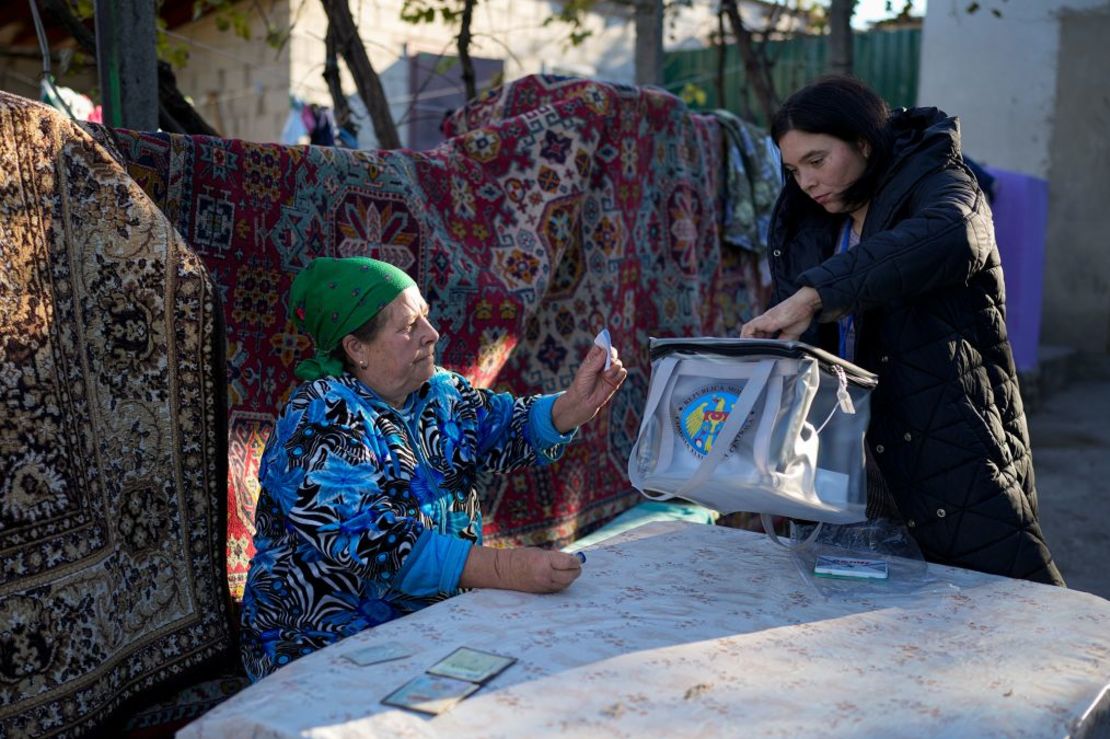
[{"left": 768, "top": 107, "right": 1064, "bottom": 586}]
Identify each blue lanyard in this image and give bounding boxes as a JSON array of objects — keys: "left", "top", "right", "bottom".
[{"left": 837, "top": 222, "right": 854, "bottom": 360}]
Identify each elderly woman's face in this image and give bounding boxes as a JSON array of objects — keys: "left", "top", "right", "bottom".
[
  {"left": 352, "top": 286, "right": 440, "bottom": 406},
  {"left": 778, "top": 129, "right": 870, "bottom": 215}
]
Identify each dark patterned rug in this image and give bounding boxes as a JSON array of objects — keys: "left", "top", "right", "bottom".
[
  {"left": 118, "top": 676, "right": 249, "bottom": 738},
  {"left": 85, "top": 75, "right": 771, "bottom": 601},
  {"left": 0, "top": 91, "right": 236, "bottom": 737}
]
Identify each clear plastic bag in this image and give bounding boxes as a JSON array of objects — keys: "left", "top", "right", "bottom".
[{"left": 787, "top": 518, "right": 961, "bottom": 599}]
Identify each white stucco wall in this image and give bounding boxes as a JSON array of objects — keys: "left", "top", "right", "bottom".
[
  {"left": 922, "top": 0, "right": 1110, "bottom": 353},
  {"left": 918, "top": 0, "right": 1109, "bottom": 177}
]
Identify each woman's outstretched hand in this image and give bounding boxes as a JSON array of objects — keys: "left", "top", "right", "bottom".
[
  {"left": 551, "top": 344, "right": 627, "bottom": 434},
  {"left": 740, "top": 286, "right": 822, "bottom": 341},
  {"left": 460, "top": 546, "right": 582, "bottom": 593}
]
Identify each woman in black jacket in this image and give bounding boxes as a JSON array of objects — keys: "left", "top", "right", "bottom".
[{"left": 742, "top": 76, "right": 1064, "bottom": 586}]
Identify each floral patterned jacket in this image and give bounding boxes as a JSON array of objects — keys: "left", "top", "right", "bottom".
[{"left": 240, "top": 370, "right": 573, "bottom": 680}]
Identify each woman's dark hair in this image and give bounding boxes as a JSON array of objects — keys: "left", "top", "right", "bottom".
[
  {"left": 330, "top": 307, "right": 390, "bottom": 371},
  {"left": 771, "top": 75, "right": 893, "bottom": 210}
]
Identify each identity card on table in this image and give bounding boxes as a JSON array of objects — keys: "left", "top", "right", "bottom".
[
  {"left": 426, "top": 646, "right": 517, "bottom": 684},
  {"left": 342, "top": 643, "right": 412, "bottom": 666},
  {"left": 381, "top": 674, "right": 480, "bottom": 716}
]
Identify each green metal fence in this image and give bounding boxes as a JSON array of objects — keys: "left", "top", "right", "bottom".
[{"left": 662, "top": 27, "right": 921, "bottom": 128}]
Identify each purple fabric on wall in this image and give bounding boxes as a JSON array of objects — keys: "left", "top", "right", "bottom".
[{"left": 985, "top": 166, "right": 1048, "bottom": 373}]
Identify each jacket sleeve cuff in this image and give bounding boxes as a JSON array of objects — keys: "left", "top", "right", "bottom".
[
  {"left": 395, "top": 530, "right": 473, "bottom": 597},
  {"left": 528, "top": 393, "right": 577, "bottom": 463},
  {"left": 797, "top": 271, "right": 849, "bottom": 323}
]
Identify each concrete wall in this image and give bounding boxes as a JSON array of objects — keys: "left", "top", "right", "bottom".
[
  {"left": 1042, "top": 6, "right": 1110, "bottom": 351},
  {"left": 170, "top": 4, "right": 293, "bottom": 143},
  {"left": 919, "top": 0, "right": 1110, "bottom": 354}
]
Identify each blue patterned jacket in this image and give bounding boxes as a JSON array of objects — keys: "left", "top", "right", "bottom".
[{"left": 240, "top": 370, "right": 573, "bottom": 680}]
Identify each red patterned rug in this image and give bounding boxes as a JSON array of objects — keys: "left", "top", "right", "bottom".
[{"left": 87, "top": 75, "right": 768, "bottom": 600}]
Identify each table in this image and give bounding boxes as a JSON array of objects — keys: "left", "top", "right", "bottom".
[{"left": 180, "top": 521, "right": 1110, "bottom": 738}]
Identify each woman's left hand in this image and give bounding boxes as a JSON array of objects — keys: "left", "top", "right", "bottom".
[{"left": 551, "top": 344, "right": 628, "bottom": 434}]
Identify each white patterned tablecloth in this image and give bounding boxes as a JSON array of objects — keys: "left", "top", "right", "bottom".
[{"left": 180, "top": 521, "right": 1110, "bottom": 738}]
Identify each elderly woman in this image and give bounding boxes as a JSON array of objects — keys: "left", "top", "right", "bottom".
[{"left": 240, "top": 257, "right": 627, "bottom": 680}]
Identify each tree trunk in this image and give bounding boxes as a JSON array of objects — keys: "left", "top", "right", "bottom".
[
  {"left": 828, "top": 0, "right": 856, "bottom": 77},
  {"left": 633, "top": 0, "right": 663, "bottom": 86},
  {"left": 319, "top": 0, "right": 401, "bottom": 149},
  {"left": 458, "top": 0, "right": 477, "bottom": 102},
  {"left": 720, "top": 0, "right": 777, "bottom": 126},
  {"left": 323, "top": 23, "right": 357, "bottom": 140},
  {"left": 156, "top": 60, "right": 219, "bottom": 135},
  {"left": 94, "top": 0, "right": 159, "bottom": 129},
  {"left": 715, "top": 10, "right": 726, "bottom": 109}
]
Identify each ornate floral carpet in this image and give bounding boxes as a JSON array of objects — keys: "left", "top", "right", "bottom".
[
  {"left": 0, "top": 91, "right": 235, "bottom": 736},
  {"left": 88, "top": 75, "right": 771, "bottom": 600}
]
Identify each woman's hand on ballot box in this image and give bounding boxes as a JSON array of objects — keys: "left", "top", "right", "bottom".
[{"left": 740, "top": 286, "right": 823, "bottom": 341}]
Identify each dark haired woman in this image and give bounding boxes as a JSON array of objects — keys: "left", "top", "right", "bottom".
[{"left": 742, "top": 76, "right": 1064, "bottom": 586}]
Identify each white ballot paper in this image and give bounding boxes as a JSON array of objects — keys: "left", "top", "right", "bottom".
[{"left": 594, "top": 328, "right": 612, "bottom": 370}]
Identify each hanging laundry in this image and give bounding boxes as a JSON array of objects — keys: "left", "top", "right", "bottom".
[
  {"left": 713, "top": 109, "right": 782, "bottom": 256},
  {"left": 301, "top": 103, "right": 335, "bottom": 146},
  {"left": 709, "top": 109, "right": 781, "bottom": 324},
  {"left": 281, "top": 97, "right": 309, "bottom": 145},
  {"left": 39, "top": 79, "right": 96, "bottom": 121}
]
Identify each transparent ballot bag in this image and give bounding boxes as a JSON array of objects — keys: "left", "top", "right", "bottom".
[{"left": 628, "top": 338, "right": 878, "bottom": 525}]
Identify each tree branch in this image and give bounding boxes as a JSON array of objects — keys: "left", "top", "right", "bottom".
[
  {"left": 720, "top": 0, "right": 778, "bottom": 125},
  {"left": 320, "top": 0, "right": 401, "bottom": 149},
  {"left": 827, "top": 0, "right": 855, "bottom": 76},
  {"left": 323, "top": 22, "right": 357, "bottom": 141},
  {"left": 457, "top": 0, "right": 476, "bottom": 101}
]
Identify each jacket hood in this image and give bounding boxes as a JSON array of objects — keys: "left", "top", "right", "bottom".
[{"left": 882, "top": 107, "right": 963, "bottom": 189}]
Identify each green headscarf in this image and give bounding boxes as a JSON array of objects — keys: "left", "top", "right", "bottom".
[{"left": 290, "top": 256, "right": 416, "bottom": 381}]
